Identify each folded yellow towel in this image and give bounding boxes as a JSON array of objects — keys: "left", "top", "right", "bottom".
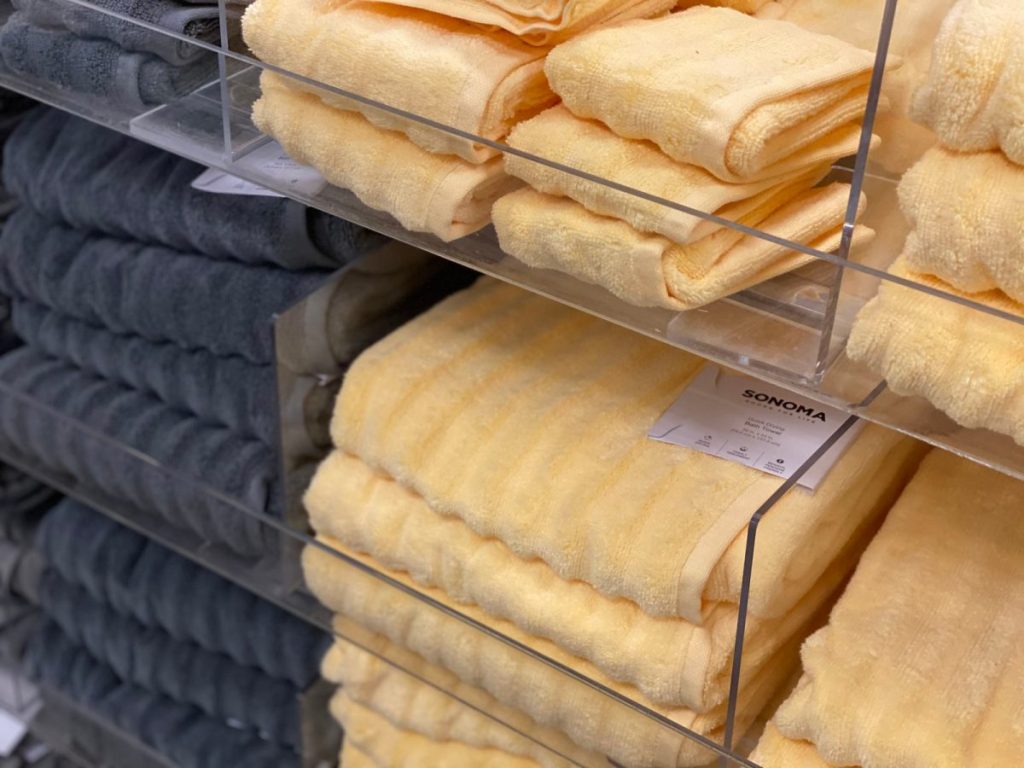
[
  {"left": 505, "top": 105, "right": 837, "bottom": 243},
  {"left": 847, "top": 257, "right": 1024, "bottom": 446},
  {"left": 334, "top": 692, "right": 543, "bottom": 768},
  {"left": 678, "top": 0, "right": 772, "bottom": 13},
  {"left": 493, "top": 183, "right": 863, "bottom": 310},
  {"left": 306, "top": 447, "right": 905, "bottom": 710},
  {"left": 332, "top": 278, "right": 921, "bottom": 623},
  {"left": 769, "top": 450, "right": 1024, "bottom": 768},
  {"left": 243, "top": 0, "right": 556, "bottom": 163},
  {"left": 322, "top": 638, "right": 600, "bottom": 768},
  {"left": 750, "top": 723, "right": 838, "bottom": 768},
  {"left": 544, "top": 7, "right": 875, "bottom": 181},
  {"left": 899, "top": 146, "right": 1024, "bottom": 302},
  {"left": 252, "top": 73, "right": 517, "bottom": 242},
  {"left": 303, "top": 540, "right": 809, "bottom": 768},
  {"left": 911, "top": 0, "right": 1024, "bottom": 165},
  {"left": 340, "top": 743, "right": 376, "bottom": 768}
]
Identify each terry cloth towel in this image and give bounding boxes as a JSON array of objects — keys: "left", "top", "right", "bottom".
[
  {"left": 39, "top": 570, "right": 303, "bottom": 747},
  {"left": 678, "top": 0, "right": 771, "bottom": 12},
  {"left": 305, "top": 448, "right": 898, "bottom": 711},
  {"left": 0, "top": 207, "right": 328, "bottom": 365},
  {"left": 36, "top": 499, "right": 330, "bottom": 687},
  {"left": 493, "top": 183, "right": 862, "bottom": 310},
  {"left": 898, "top": 147, "right": 1024, "bottom": 302},
  {"left": 749, "top": 723, "right": 836, "bottom": 767},
  {"left": 764, "top": 450, "right": 1024, "bottom": 768},
  {"left": 3, "top": 108, "right": 388, "bottom": 269},
  {"left": 12, "top": 301, "right": 277, "bottom": 444},
  {"left": 12, "top": 0, "right": 223, "bottom": 66},
  {"left": 330, "top": 278, "right": 920, "bottom": 624},
  {"left": 847, "top": 257, "right": 1024, "bottom": 446},
  {"left": 0, "top": 13, "right": 216, "bottom": 112},
  {"left": 544, "top": 7, "right": 875, "bottom": 182},
  {"left": 911, "top": 0, "right": 1024, "bottom": 165},
  {"left": 303, "top": 542, "right": 812, "bottom": 768},
  {"left": 243, "top": 0, "right": 556, "bottom": 163},
  {"left": 0, "top": 348, "right": 275, "bottom": 555},
  {"left": 339, "top": 0, "right": 677, "bottom": 47},
  {"left": 24, "top": 621, "right": 300, "bottom": 768},
  {"left": 322, "top": 638, "right": 601, "bottom": 768},
  {"left": 0, "top": 461, "right": 57, "bottom": 525},
  {"left": 253, "top": 72, "right": 518, "bottom": 242}
]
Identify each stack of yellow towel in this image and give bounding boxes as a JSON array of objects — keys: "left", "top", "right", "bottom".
[
  {"left": 751, "top": 449, "right": 1024, "bottom": 767},
  {"left": 493, "top": 6, "right": 879, "bottom": 310},
  {"left": 302, "top": 278, "right": 925, "bottom": 766},
  {"left": 847, "top": 0, "right": 1024, "bottom": 447}
]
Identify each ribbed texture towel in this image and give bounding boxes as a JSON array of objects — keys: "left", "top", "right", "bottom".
[
  {"left": 253, "top": 72, "right": 518, "bottom": 242},
  {"left": 545, "top": 7, "right": 875, "bottom": 181},
  {"left": 911, "top": 0, "right": 1024, "bottom": 165},
  {"left": 847, "top": 257, "right": 1024, "bottom": 446},
  {"left": 243, "top": 0, "right": 555, "bottom": 163}
]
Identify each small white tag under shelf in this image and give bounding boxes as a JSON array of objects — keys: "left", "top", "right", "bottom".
[
  {"left": 648, "top": 366, "right": 862, "bottom": 490},
  {"left": 191, "top": 140, "right": 327, "bottom": 199}
]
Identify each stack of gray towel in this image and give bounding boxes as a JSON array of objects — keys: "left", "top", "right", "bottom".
[
  {"left": 25, "top": 499, "right": 331, "bottom": 768},
  {"left": 0, "top": 107, "right": 395, "bottom": 557},
  {"left": 0, "top": 0, "right": 226, "bottom": 111}
]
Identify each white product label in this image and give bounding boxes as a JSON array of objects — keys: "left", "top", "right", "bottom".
[
  {"left": 191, "top": 140, "right": 327, "bottom": 198},
  {"left": 648, "top": 366, "right": 862, "bottom": 490},
  {"left": 191, "top": 167, "right": 285, "bottom": 197},
  {"left": 0, "top": 707, "right": 27, "bottom": 756}
]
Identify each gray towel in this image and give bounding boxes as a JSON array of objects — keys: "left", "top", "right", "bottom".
[
  {"left": 0, "top": 13, "right": 217, "bottom": 112},
  {"left": 3, "top": 108, "right": 388, "bottom": 269},
  {"left": 0, "top": 348, "right": 274, "bottom": 555},
  {"left": 0, "top": 207, "right": 329, "bottom": 364},
  {"left": 13, "top": 0, "right": 226, "bottom": 66},
  {"left": 36, "top": 499, "right": 328, "bottom": 687}
]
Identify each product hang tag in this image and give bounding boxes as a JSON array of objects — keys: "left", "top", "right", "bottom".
[
  {"left": 191, "top": 140, "right": 327, "bottom": 198},
  {"left": 648, "top": 366, "right": 863, "bottom": 490}
]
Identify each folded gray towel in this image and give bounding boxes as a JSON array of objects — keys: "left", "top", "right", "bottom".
[
  {"left": 13, "top": 0, "right": 226, "bottom": 66},
  {"left": 4, "top": 108, "right": 388, "bottom": 269},
  {"left": 0, "top": 13, "right": 217, "bottom": 111},
  {"left": 0, "top": 207, "right": 329, "bottom": 364},
  {"left": 0, "top": 348, "right": 274, "bottom": 555}
]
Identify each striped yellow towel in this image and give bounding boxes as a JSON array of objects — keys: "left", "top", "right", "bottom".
[
  {"left": 243, "top": 0, "right": 556, "bottom": 162},
  {"left": 252, "top": 73, "right": 517, "bottom": 242},
  {"left": 847, "top": 257, "right": 1024, "bottom": 446},
  {"left": 545, "top": 7, "right": 876, "bottom": 181}
]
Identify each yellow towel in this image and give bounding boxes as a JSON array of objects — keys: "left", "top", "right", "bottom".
[
  {"left": 340, "top": 743, "right": 376, "bottom": 768},
  {"left": 334, "top": 692, "right": 543, "bottom": 768},
  {"left": 322, "top": 638, "right": 601, "bottom": 768},
  {"left": 302, "top": 540, "right": 810, "bottom": 768},
  {"left": 544, "top": 7, "right": 876, "bottom": 181},
  {"left": 243, "top": 0, "right": 556, "bottom": 163},
  {"left": 678, "top": 0, "right": 772, "bottom": 13},
  {"left": 847, "top": 257, "right": 1024, "bottom": 446},
  {"left": 305, "top": 447, "right": 909, "bottom": 711},
  {"left": 750, "top": 723, "right": 840, "bottom": 768},
  {"left": 505, "top": 105, "right": 840, "bottom": 243},
  {"left": 768, "top": 450, "right": 1024, "bottom": 768},
  {"left": 899, "top": 147, "right": 1024, "bottom": 302},
  {"left": 493, "top": 183, "right": 863, "bottom": 310},
  {"left": 252, "top": 73, "right": 517, "bottom": 242},
  {"left": 332, "top": 278, "right": 922, "bottom": 623},
  {"left": 340, "top": 0, "right": 677, "bottom": 47},
  {"left": 911, "top": 0, "right": 1024, "bottom": 165}
]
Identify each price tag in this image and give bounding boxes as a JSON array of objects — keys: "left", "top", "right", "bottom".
[{"left": 191, "top": 140, "right": 327, "bottom": 198}]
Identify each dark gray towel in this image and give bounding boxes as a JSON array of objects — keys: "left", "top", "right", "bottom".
[
  {"left": 0, "top": 207, "right": 329, "bottom": 364},
  {"left": 0, "top": 461, "right": 58, "bottom": 527},
  {"left": 3, "top": 108, "right": 388, "bottom": 269},
  {"left": 40, "top": 570, "right": 302, "bottom": 747},
  {"left": 0, "top": 348, "right": 274, "bottom": 555},
  {"left": 13, "top": 300, "right": 278, "bottom": 444},
  {"left": 25, "top": 621, "right": 299, "bottom": 768},
  {"left": 0, "top": 13, "right": 217, "bottom": 112},
  {"left": 13, "top": 0, "right": 224, "bottom": 66},
  {"left": 36, "top": 499, "right": 329, "bottom": 687}
]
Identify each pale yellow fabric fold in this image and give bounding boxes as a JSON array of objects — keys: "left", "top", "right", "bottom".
[
  {"left": 243, "top": 0, "right": 556, "bottom": 162},
  {"left": 899, "top": 146, "right": 1024, "bottom": 302},
  {"left": 341, "top": 0, "right": 677, "bottom": 47},
  {"left": 330, "top": 278, "right": 921, "bottom": 623},
  {"left": 678, "top": 0, "right": 771, "bottom": 13},
  {"left": 493, "top": 183, "right": 865, "bottom": 310},
  {"left": 252, "top": 73, "right": 517, "bottom": 242},
  {"left": 750, "top": 723, "right": 840, "bottom": 768},
  {"left": 340, "top": 743, "right": 376, "bottom": 768},
  {"left": 911, "top": 0, "right": 1024, "bottom": 165},
  {"left": 769, "top": 450, "right": 1024, "bottom": 768},
  {"left": 544, "top": 7, "right": 875, "bottom": 181},
  {"left": 847, "top": 257, "right": 1024, "bottom": 446}
]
